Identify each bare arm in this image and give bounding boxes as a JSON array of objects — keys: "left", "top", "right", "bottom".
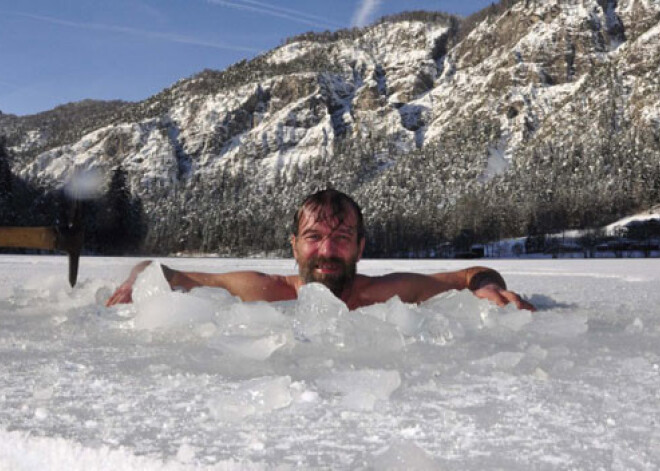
[
  {"left": 105, "top": 261, "right": 152, "bottom": 306},
  {"left": 106, "top": 261, "right": 296, "bottom": 306},
  {"left": 438, "top": 266, "right": 535, "bottom": 311},
  {"left": 361, "top": 266, "right": 534, "bottom": 311}
]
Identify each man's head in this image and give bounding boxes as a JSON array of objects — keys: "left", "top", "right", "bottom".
[{"left": 291, "top": 189, "right": 365, "bottom": 297}]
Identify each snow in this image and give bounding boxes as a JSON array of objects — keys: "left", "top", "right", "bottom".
[
  {"left": 605, "top": 206, "right": 660, "bottom": 235},
  {"left": 12, "top": 129, "right": 48, "bottom": 154},
  {"left": 1, "top": 255, "right": 660, "bottom": 469},
  {"left": 479, "top": 140, "right": 510, "bottom": 182},
  {"left": 19, "top": 119, "right": 180, "bottom": 190},
  {"left": 636, "top": 19, "right": 660, "bottom": 44},
  {"left": 266, "top": 41, "right": 323, "bottom": 66}
]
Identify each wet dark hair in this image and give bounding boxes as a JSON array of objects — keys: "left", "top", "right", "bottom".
[{"left": 292, "top": 189, "right": 365, "bottom": 241}]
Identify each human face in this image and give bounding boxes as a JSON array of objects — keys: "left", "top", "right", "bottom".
[{"left": 292, "top": 207, "right": 365, "bottom": 297}]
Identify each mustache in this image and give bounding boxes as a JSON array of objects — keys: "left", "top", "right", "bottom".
[{"left": 309, "top": 256, "right": 347, "bottom": 268}]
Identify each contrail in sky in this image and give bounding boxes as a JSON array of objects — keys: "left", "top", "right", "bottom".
[
  {"left": 8, "top": 11, "right": 261, "bottom": 53},
  {"left": 351, "top": 0, "right": 382, "bottom": 27},
  {"left": 239, "top": 0, "right": 340, "bottom": 24},
  {"left": 206, "top": 0, "right": 342, "bottom": 30}
]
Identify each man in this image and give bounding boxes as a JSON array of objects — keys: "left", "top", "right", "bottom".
[{"left": 106, "top": 189, "right": 535, "bottom": 311}]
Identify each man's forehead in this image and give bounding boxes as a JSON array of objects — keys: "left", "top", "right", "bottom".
[{"left": 298, "top": 206, "right": 358, "bottom": 232}]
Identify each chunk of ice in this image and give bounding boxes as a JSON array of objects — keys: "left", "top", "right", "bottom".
[
  {"left": 175, "top": 443, "right": 196, "bottom": 463},
  {"left": 133, "top": 292, "right": 216, "bottom": 330},
  {"left": 367, "top": 440, "right": 439, "bottom": 470},
  {"left": 472, "top": 351, "right": 525, "bottom": 371},
  {"left": 188, "top": 286, "right": 238, "bottom": 307},
  {"left": 423, "top": 290, "right": 491, "bottom": 332},
  {"left": 207, "top": 376, "right": 292, "bottom": 422},
  {"left": 533, "top": 367, "right": 549, "bottom": 381},
  {"left": 207, "top": 332, "right": 290, "bottom": 360},
  {"left": 316, "top": 369, "right": 401, "bottom": 402},
  {"left": 315, "top": 314, "right": 406, "bottom": 355},
  {"left": 342, "top": 390, "right": 378, "bottom": 411},
  {"left": 131, "top": 262, "right": 172, "bottom": 306},
  {"left": 291, "top": 284, "right": 405, "bottom": 353},
  {"left": 220, "top": 302, "right": 290, "bottom": 336},
  {"left": 359, "top": 296, "right": 425, "bottom": 336},
  {"left": 494, "top": 309, "right": 533, "bottom": 331},
  {"left": 293, "top": 283, "right": 348, "bottom": 341},
  {"left": 206, "top": 301, "right": 293, "bottom": 359},
  {"left": 417, "top": 306, "right": 464, "bottom": 345}
]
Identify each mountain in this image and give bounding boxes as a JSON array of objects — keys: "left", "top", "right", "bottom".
[{"left": 2, "top": 0, "right": 660, "bottom": 256}]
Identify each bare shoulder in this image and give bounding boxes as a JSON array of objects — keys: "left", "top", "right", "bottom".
[{"left": 239, "top": 272, "right": 298, "bottom": 302}]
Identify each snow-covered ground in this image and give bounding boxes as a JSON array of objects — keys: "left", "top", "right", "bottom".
[{"left": 1, "top": 256, "right": 659, "bottom": 470}]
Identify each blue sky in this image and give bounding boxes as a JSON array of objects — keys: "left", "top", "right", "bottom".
[{"left": 0, "top": 0, "right": 493, "bottom": 116}]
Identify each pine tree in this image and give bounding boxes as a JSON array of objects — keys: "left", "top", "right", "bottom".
[
  {"left": 95, "top": 166, "right": 144, "bottom": 254},
  {"left": 0, "top": 137, "right": 15, "bottom": 225}
]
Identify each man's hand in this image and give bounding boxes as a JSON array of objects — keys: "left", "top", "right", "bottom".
[
  {"left": 106, "top": 282, "right": 133, "bottom": 306},
  {"left": 473, "top": 283, "right": 536, "bottom": 311},
  {"left": 105, "top": 260, "right": 153, "bottom": 307}
]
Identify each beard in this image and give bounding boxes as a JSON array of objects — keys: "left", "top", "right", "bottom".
[{"left": 299, "top": 255, "right": 358, "bottom": 297}]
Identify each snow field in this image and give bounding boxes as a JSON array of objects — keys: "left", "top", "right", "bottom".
[{"left": 0, "top": 256, "right": 659, "bottom": 469}]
